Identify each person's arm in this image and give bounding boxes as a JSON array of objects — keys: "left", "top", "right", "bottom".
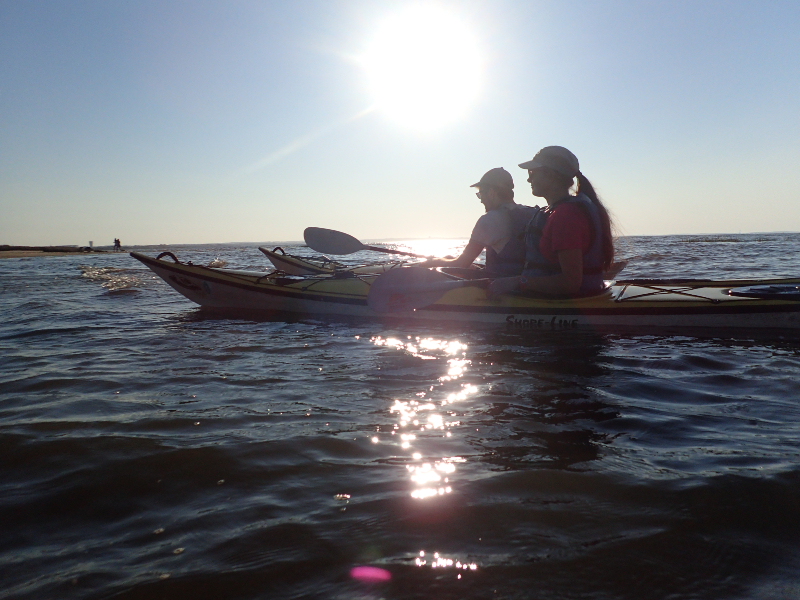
[
  {"left": 526, "top": 248, "right": 583, "bottom": 294},
  {"left": 487, "top": 248, "right": 584, "bottom": 297},
  {"left": 415, "top": 240, "right": 484, "bottom": 269}
]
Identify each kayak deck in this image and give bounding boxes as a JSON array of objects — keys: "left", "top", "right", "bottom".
[{"left": 259, "top": 246, "right": 409, "bottom": 276}]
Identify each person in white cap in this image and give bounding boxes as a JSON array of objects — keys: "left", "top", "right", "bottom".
[
  {"left": 487, "top": 146, "right": 614, "bottom": 297},
  {"left": 419, "top": 167, "right": 538, "bottom": 277}
]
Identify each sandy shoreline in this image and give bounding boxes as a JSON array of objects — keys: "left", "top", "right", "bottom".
[{"left": 0, "top": 250, "right": 122, "bottom": 259}]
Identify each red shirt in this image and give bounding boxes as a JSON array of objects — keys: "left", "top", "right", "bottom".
[{"left": 538, "top": 203, "right": 592, "bottom": 264}]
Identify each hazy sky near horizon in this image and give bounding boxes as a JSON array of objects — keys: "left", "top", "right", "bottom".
[{"left": 2, "top": 0, "right": 800, "bottom": 246}]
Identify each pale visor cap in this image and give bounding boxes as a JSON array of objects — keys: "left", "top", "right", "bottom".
[
  {"left": 518, "top": 146, "right": 579, "bottom": 178},
  {"left": 470, "top": 167, "right": 514, "bottom": 190}
]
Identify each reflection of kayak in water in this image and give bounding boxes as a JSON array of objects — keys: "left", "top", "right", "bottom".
[
  {"left": 260, "top": 246, "right": 629, "bottom": 279},
  {"left": 132, "top": 251, "right": 800, "bottom": 331}
]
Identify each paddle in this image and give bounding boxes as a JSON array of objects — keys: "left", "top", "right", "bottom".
[
  {"left": 368, "top": 268, "right": 489, "bottom": 313},
  {"left": 304, "top": 227, "right": 430, "bottom": 259}
]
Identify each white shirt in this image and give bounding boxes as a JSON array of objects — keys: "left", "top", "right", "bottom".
[{"left": 469, "top": 203, "right": 518, "bottom": 254}]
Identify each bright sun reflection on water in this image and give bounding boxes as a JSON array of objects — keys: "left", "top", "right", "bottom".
[
  {"left": 367, "top": 335, "right": 482, "bottom": 573},
  {"left": 415, "top": 550, "right": 478, "bottom": 574},
  {"left": 372, "top": 336, "right": 477, "bottom": 502},
  {"left": 388, "top": 239, "right": 470, "bottom": 262},
  {"left": 373, "top": 336, "right": 468, "bottom": 358}
]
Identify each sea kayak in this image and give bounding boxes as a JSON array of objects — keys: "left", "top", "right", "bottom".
[{"left": 131, "top": 251, "right": 800, "bottom": 331}]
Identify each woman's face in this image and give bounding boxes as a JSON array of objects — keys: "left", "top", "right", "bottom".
[
  {"left": 527, "top": 168, "right": 549, "bottom": 197},
  {"left": 527, "top": 167, "right": 567, "bottom": 201}
]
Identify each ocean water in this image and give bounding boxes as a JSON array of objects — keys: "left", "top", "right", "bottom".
[{"left": 2, "top": 233, "right": 800, "bottom": 600}]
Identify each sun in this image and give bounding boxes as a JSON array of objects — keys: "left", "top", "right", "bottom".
[{"left": 363, "top": 5, "right": 482, "bottom": 131}]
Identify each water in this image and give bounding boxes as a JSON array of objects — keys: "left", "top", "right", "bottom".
[{"left": 2, "top": 233, "right": 800, "bottom": 599}]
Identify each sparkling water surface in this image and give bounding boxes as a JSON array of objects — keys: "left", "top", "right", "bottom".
[{"left": 2, "top": 234, "right": 800, "bottom": 599}]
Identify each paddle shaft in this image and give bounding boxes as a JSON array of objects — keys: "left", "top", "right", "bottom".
[{"left": 360, "top": 243, "right": 428, "bottom": 259}]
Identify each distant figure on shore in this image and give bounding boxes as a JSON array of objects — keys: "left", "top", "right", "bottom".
[{"left": 113, "top": 238, "right": 121, "bottom": 252}]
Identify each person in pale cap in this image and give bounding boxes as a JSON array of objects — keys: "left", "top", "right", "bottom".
[
  {"left": 418, "top": 167, "right": 540, "bottom": 277},
  {"left": 487, "top": 146, "right": 615, "bottom": 297},
  {"left": 471, "top": 166, "right": 514, "bottom": 192},
  {"left": 518, "top": 145, "right": 580, "bottom": 178}
]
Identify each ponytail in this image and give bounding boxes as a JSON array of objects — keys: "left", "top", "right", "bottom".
[{"left": 576, "top": 172, "right": 614, "bottom": 269}]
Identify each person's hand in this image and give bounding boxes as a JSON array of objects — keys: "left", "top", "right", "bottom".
[
  {"left": 411, "top": 259, "right": 435, "bottom": 268},
  {"left": 487, "top": 276, "right": 521, "bottom": 299}
]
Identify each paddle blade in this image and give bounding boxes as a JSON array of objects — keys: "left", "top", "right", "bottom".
[
  {"left": 368, "top": 268, "right": 473, "bottom": 313},
  {"left": 304, "top": 227, "right": 365, "bottom": 255}
]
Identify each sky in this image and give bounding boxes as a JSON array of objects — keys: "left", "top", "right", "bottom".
[{"left": 2, "top": 0, "right": 800, "bottom": 246}]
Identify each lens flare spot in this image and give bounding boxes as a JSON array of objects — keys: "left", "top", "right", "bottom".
[{"left": 350, "top": 566, "right": 392, "bottom": 583}]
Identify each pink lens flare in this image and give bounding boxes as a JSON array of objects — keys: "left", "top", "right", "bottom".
[{"left": 350, "top": 566, "right": 392, "bottom": 583}]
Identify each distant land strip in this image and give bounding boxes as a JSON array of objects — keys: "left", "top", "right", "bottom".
[{"left": 0, "top": 245, "right": 114, "bottom": 259}]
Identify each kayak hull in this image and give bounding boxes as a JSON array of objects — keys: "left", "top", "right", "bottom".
[{"left": 132, "top": 252, "right": 800, "bottom": 331}]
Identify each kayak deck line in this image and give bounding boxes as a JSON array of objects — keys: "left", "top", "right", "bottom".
[{"left": 614, "top": 284, "right": 727, "bottom": 303}]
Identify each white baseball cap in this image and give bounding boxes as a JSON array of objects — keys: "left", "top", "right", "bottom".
[
  {"left": 519, "top": 146, "right": 579, "bottom": 178},
  {"left": 470, "top": 167, "right": 514, "bottom": 190}
]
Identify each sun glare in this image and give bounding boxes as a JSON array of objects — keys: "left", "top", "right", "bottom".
[{"left": 363, "top": 6, "right": 482, "bottom": 131}]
